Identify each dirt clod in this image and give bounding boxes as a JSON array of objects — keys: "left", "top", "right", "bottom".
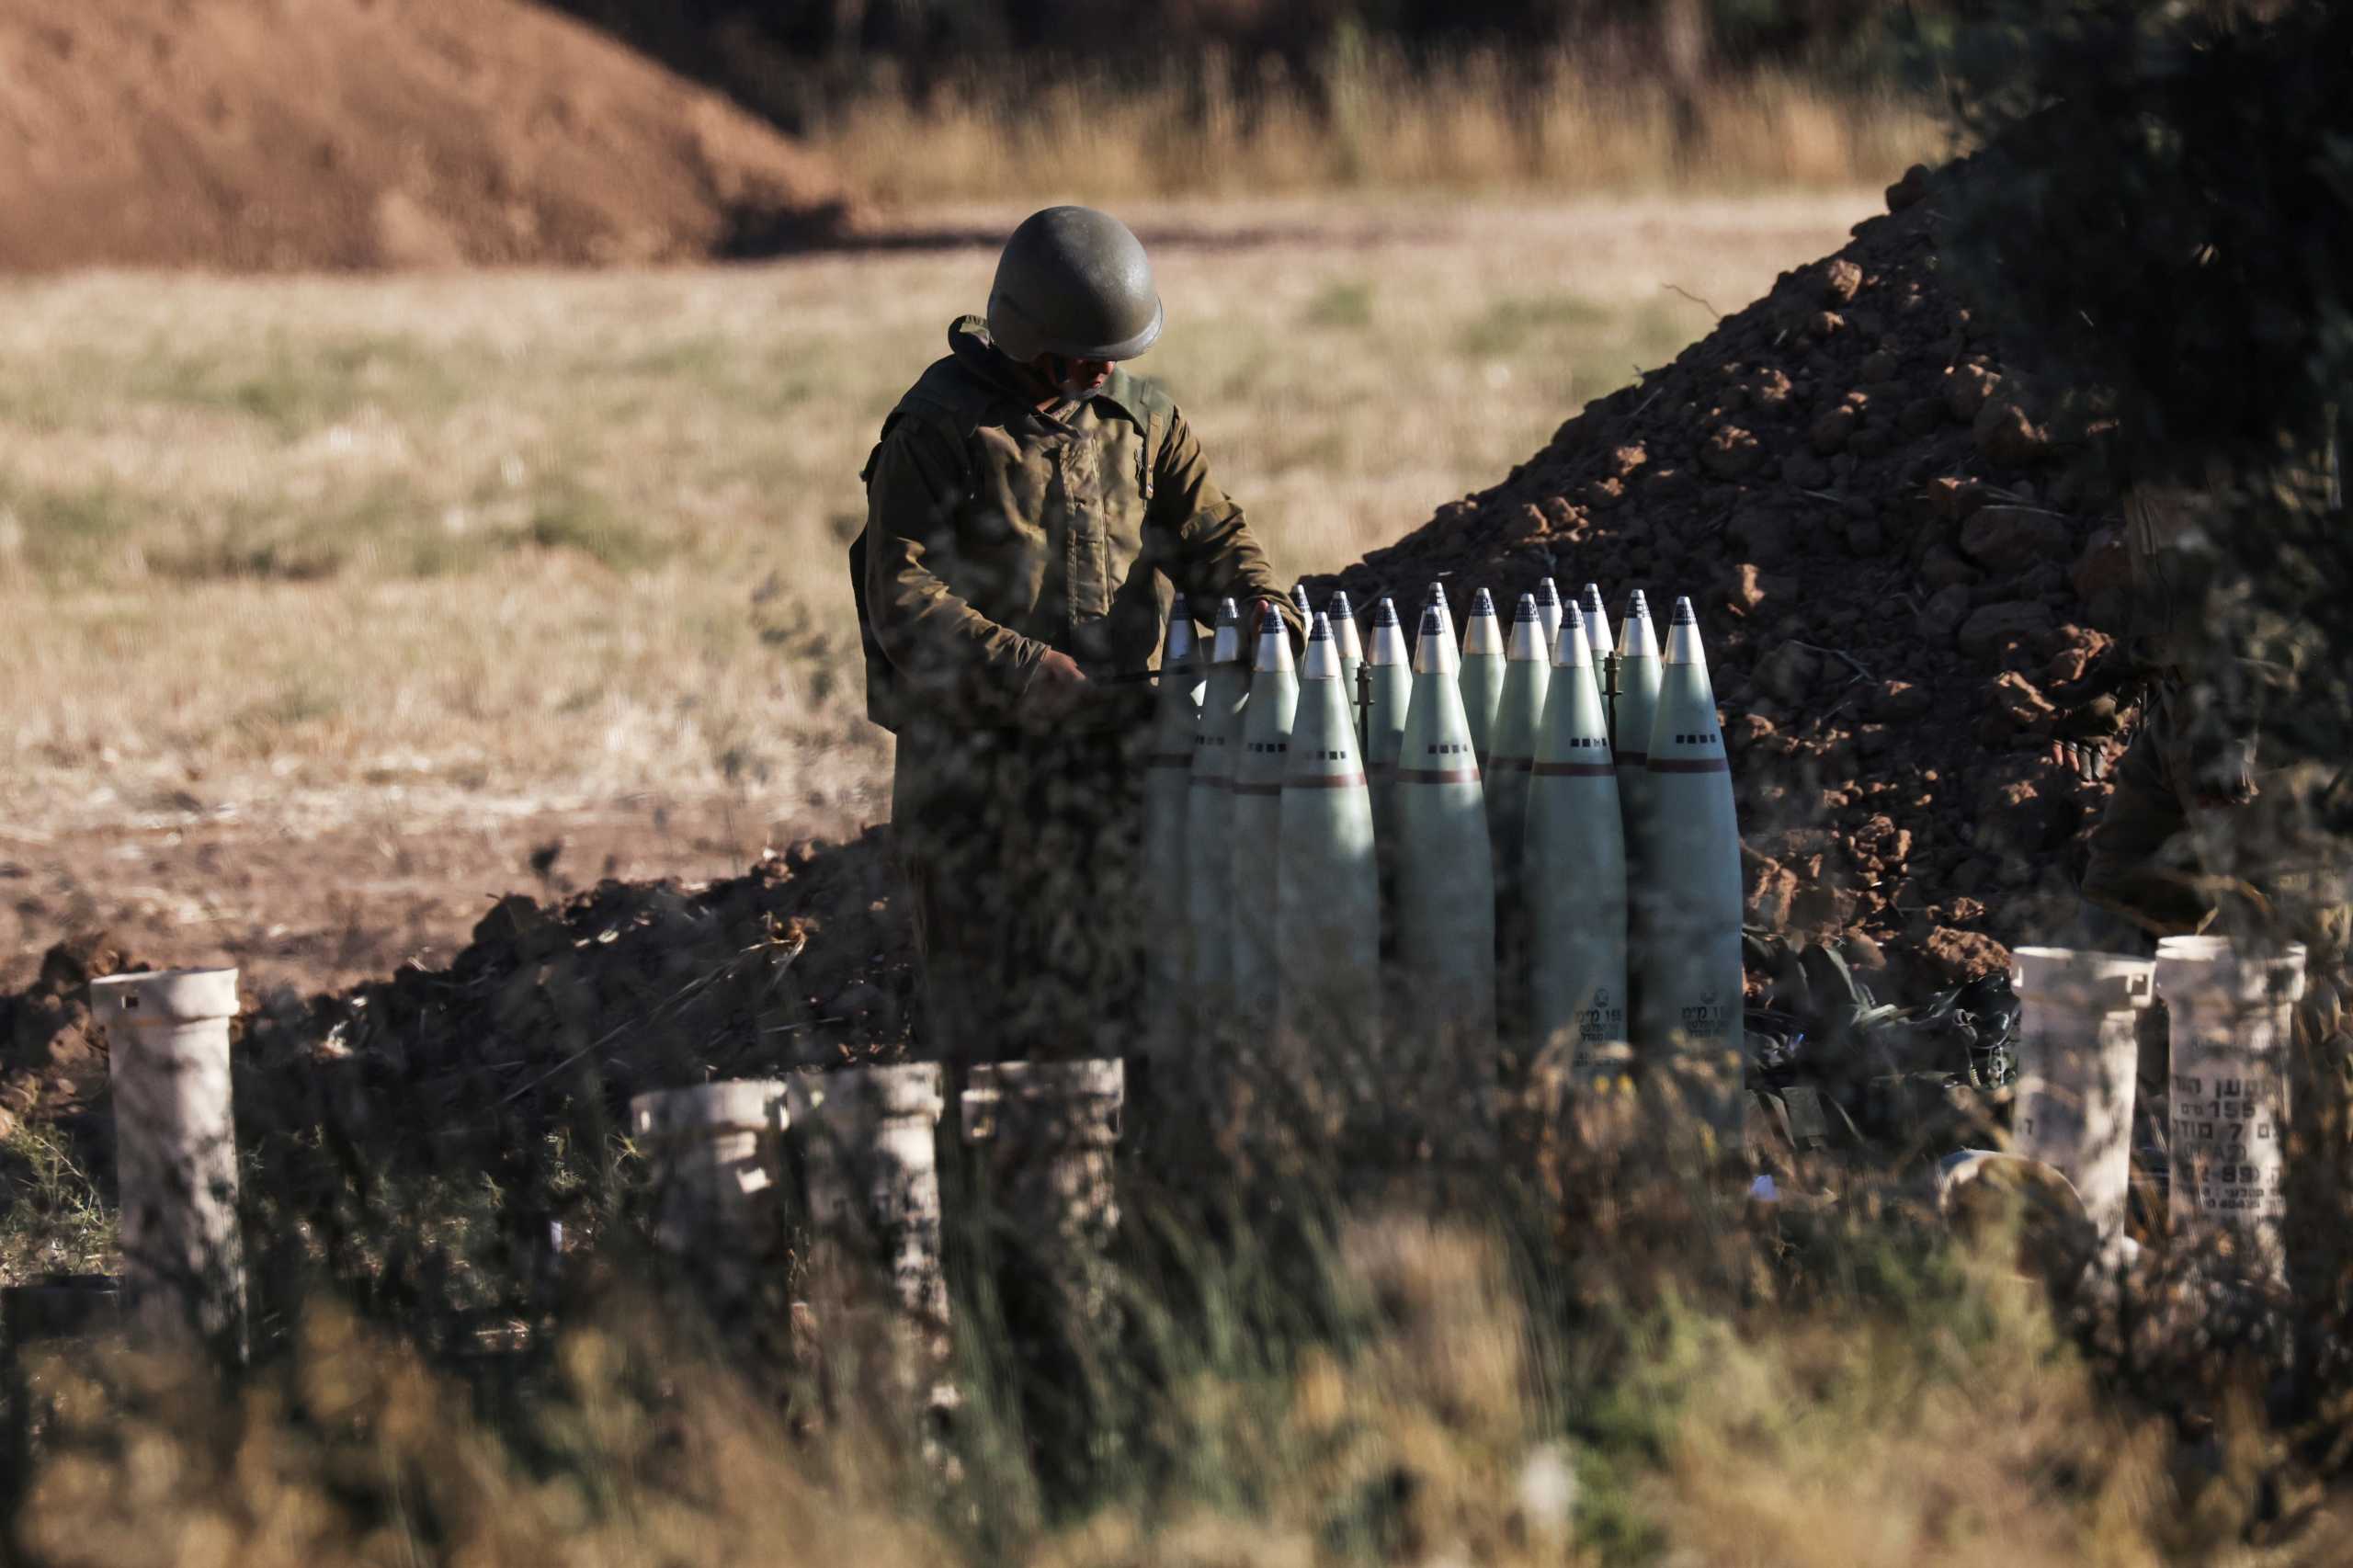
[
  {"left": 1961, "top": 507, "right": 2075, "bottom": 574},
  {"left": 1972, "top": 401, "right": 2054, "bottom": 468},
  {"left": 1922, "top": 926, "right": 2008, "bottom": 983},
  {"left": 1, "top": 931, "right": 144, "bottom": 1126},
  {"left": 1699, "top": 424, "right": 1767, "bottom": 480},
  {"left": 1959, "top": 601, "right": 2058, "bottom": 663}
]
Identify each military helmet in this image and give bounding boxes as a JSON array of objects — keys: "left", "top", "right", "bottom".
[{"left": 987, "top": 206, "right": 1164, "bottom": 364}]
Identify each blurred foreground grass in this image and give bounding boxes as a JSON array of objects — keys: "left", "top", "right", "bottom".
[
  {"left": 0, "top": 198, "right": 1869, "bottom": 830},
  {"left": 10, "top": 1125, "right": 2341, "bottom": 1568}
]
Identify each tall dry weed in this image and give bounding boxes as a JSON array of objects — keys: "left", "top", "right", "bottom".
[
  {"left": 16, "top": 1108, "right": 2353, "bottom": 1565},
  {"left": 814, "top": 45, "right": 1941, "bottom": 205},
  {"left": 15, "top": 1299, "right": 943, "bottom": 1568}
]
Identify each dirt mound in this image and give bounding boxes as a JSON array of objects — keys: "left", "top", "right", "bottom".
[
  {"left": 0, "top": 833, "right": 910, "bottom": 1158},
  {"left": 249, "top": 830, "right": 913, "bottom": 1134},
  {"left": 1317, "top": 161, "right": 2126, "bottom": 993},
  {"left": 0, "top": 0, "right": 858, "bottom": 271},
  {"left": 0, "top": 932, "right": 148, "bottom": 1138}
]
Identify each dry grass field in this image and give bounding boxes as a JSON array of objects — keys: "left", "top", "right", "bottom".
[
  {"left": 0, "top": 195, "right": 1872, "bottom": 994},
  {"left": 813, "top": 48, "right": 1941, "bottom": 203}
]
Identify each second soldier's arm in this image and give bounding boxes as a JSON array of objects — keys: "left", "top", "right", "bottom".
[
  {"left": 1153, "top": 407, "right": 1305, "bottom": 644},
  {"left": 864, "top": 419, "right": 1054, "bottom": 721}
]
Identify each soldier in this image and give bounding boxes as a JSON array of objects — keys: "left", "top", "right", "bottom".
[{"left": 853, "top": 207, "right": 1302, "bottom": 1067}]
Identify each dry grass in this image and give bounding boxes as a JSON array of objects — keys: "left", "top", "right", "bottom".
[
  {"left": 0, "top": 1124, "right": 115, "bottom": 1280},
  {"left": 815, "top": 47, "right": 1945, "bottom": 205},
  {"left": 0, "top": 197, "right": 1870, "bottom": 836},
  {"left": 18, "top": 1197, "right": 2350, "bottom": 1567}
]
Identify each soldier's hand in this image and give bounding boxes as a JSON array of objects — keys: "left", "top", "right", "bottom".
[
  {"left": 1025, "top": 649, "right": 1090, "bottom": 718},
  {"left": 1255, "top": 597, "right": 1306, "bottom": 654}
]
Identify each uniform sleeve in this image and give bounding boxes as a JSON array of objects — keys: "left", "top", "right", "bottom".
[
  {"left": 865, "top": 418, "right": 1048, "bottom": 718},
  {"left": 1152, "top": 407, "right": 1305, "bottom": 645}
]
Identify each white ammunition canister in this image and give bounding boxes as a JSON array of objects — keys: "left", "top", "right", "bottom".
[
  {"left": 1327, "top": 590, "right": 1365, "bottom": 712},
  {"left": 2156, "top": 936, "right": 2306, "bottom": 1281},
  {"left": 1392, "top": 599, "right": 1497, "bottom": 1131},
  {"left": 2008, "top": 948, "right": 2154, "bottom": 1238},
  {"left": 92, "top": 968, "right": 246, "bottom": 1349},
  {"left": 1187, "top": 599, "right": 1248, "bottom": 1015},
  {"left": 1278, "top": 613, "right": 1381, "bottom": 1064},
  {"left": 629, "top": 1080, "right": 791, "bottom": 1280},
  {"left": 1635, "top": 597, "right": 1745, "bottom": 1132},
  {"left": 1142, "top": 596, "right": 1204, "bottom": 1050},
  {"left": 1457, "top": 587, "right": 1506, "bottom": 767},
  {"left": 1525, "top": 604, "right": 1631, "bottom": 1075},
  {"left": 1231, "top": 604, "right": 1302, "bottom": 1037},
  {"left": 961, "top": 1058, "right": 1125, "bottom": 1325},
  {"left": 788, "top": 1065, "right": 951, "bottom": 1400}
]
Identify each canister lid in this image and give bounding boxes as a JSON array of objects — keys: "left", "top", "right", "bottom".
[
  {"left": 2010, "top": 947, "right": 2154, "bottom": 1010},
  {"left": 86, "top": 968, "right": 241, "bottom": 1027},
  {"left": 786, "top": 1062, "right": 945, "bottom": 1128},
  {"left": 629, "top": 1080, "right": 789, "bottom": 1138},
  {"left": 2154, "top": 936, "right": 2309, "bottom": 1006}
]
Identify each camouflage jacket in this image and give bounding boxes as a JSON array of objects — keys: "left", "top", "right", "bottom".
[{"left": 859, "top": 316, "right": 1298, "bottom": 730}]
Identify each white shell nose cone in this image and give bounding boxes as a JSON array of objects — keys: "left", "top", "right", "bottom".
[
  {"left": 1211, "top": 597, "right": 1244, "bottom": 664},
  {"left": 1302, "top": 612, "right": 1342, "bottom": 679},
  {"left": 1664, "top": 595, "right": 1706, "bottom": 667},
  {"left": 1414, "top": 603, "right": 1459, "bottom": 676},
  {"left": 1552, "top": 602, "right": 1592, "bottom": 667}
]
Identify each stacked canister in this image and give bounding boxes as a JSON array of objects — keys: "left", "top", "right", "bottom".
[{"left": 1154, "top": 580, "right": 1747, "bottom": 1122}]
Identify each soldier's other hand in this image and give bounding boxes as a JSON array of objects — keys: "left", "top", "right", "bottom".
[
  {"left": 1025, "top": 649, "right": 1090, "bottom": 717},
  {"left": 1255, "top": 597, "right": 1306, "bottom": 654}
]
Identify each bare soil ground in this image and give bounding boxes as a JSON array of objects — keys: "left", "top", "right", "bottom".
[
  {"left": 0, "top": 792, "right": 854, "bottom": 999},
  {"left": 0, "top": 0, "right": 857, "bottom": 271}
]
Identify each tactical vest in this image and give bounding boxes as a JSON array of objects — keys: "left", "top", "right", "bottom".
[{"left": 852, "top": 321, "right": 1175, "bottom": 732}]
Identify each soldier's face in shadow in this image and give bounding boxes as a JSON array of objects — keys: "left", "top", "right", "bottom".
[{"left": 1032, "top": 353, "right": 1116, "bottom": 401}]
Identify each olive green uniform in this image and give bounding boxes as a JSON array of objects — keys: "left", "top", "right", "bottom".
[{"left": 860, "top": 316, "right": 1300, "bottom": 1065}]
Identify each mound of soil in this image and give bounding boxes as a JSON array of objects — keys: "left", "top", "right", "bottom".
[
  {"left": 0, "top": 0, "right": 858, "bottom": 271},
  {"left": 251, "top": 832, "right": 914, "bottom": 1128},
  {"left": 0, "top": 932, "right": 148, "bottom": 1139},
  {"left": 0, "top": 835, "right": 909, "bottom": 1157},
  {"left": 1317, "top": 160, "right": 2126, "bottom": 993}
]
